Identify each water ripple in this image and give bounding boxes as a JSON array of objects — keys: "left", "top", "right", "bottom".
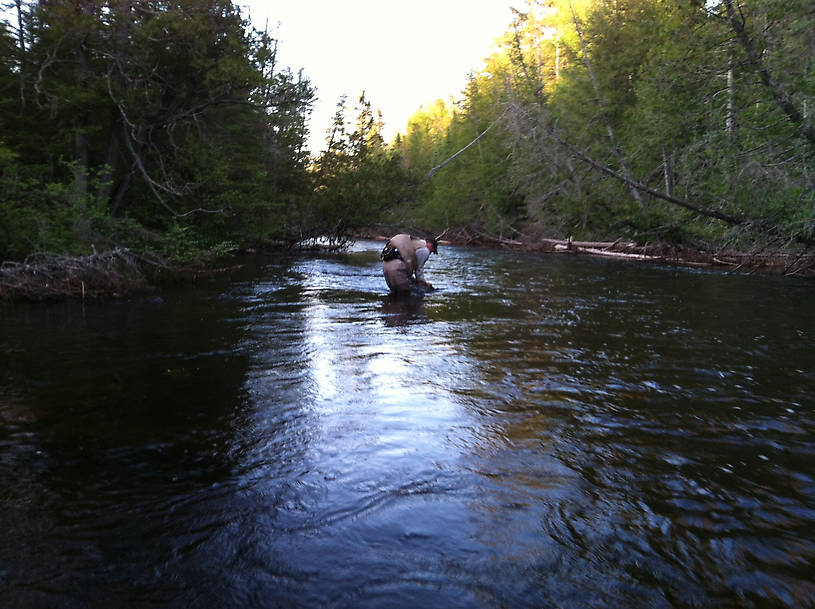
[{"left": 2, "top": 244, "right": 815, "bottom": 608}]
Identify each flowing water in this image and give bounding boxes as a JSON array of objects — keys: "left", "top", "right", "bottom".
[{"left": 2, "top": 241, "right": 814, "bottom": 608}]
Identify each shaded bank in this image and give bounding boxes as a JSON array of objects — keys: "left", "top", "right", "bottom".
[
  {"left": 0, "top": 249, "right": 154, "bottom": 303},
  {"left": 0, "top": 248, "right": 242, "bottom": 303},
  {"left": 4, "top": 233, "right": 814, "bottom": 303},
  {"left": 0, "top": 239, "right": 355, "bottom": 303},
  {"left": 364, "top": 227, "right": 815, "bottom": 280},
  {"left": 528, "top": 238, "right": 815, "bottom": 279}
]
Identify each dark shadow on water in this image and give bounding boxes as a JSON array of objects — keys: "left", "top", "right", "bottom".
[
  {"left": 5, "top": 245, "right": 815, "bottom": 609},
  {"left": 381, "top": 291, "right": 428, "bottom": 326}
]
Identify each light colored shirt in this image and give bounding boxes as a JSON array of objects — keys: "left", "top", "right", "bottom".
[{"left": 414, "top": 244, "right": 430, "bottom": 282}]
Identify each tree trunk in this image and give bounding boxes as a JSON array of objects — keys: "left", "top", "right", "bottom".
[
  {"left": 103, "top": 0, "right": 133, "bottom": 213},
  {"left": 662, "top": 148, "right": 673, "bottom": 198},
  {"left": 15, "top": 0, "right": 26, "bottom": 107},
  {"left": 73, "top": 4, "right": 93, "bottom": 242},
  {"left": 726, "top": 55, "right": 736, "bottom": 138}
]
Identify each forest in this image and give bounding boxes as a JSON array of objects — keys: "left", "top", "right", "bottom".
[{"left": 1, "top": 0, "right": 814, "bottom": 296}]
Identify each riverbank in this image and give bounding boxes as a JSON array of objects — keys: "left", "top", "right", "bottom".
[
  {"left": 528, "top": 237, "right": 815, "bottom": 279},
  {"left": 3, "top": 234, "right": 813, "bottom": 303},
  {"left": 368, "top": 227, "right": 815, "bottom": 279},
  {"left": 0, "top": 249, "right": 154, "bottom": 303},
  {"left": 0, "top": 248, "right": 244, "bottom": 303}
]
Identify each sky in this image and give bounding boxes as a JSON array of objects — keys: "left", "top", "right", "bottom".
[{"left": 243, "top": 1, "right": 517, "bottom": 153}]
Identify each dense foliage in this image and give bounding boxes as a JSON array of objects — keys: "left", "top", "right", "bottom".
[
  {"left": 394, "top": 0, "right": 815, "bottom": 251},
  {"left": 1, "top": 0, "right": 814, "bottom": 264},
  {"left": 0, "top": 0, "right": 319, "bottom": 261},
  {"left": 305, "top": 92, "right": 414, "bottom": 246}
]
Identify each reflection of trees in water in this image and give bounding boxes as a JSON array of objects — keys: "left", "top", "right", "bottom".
[
  {"left": 0, "top": 291, "right": 254, "bottom": 449},
  {"left": 6, "top": 245, "right": 814, "bottom": 608},
  {"left": 0, "top": 289, "right": 261, "bottom": 607}
]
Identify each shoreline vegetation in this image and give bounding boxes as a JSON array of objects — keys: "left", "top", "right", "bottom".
[
  {"left": 2, "top": 234, "right": 812, "bottom": 304},
  {"left": 2, "top": 1, "right": 813, "bottom": 302},
  {"left": 436, "top": 231, "right": 815, "bottom": 278},
  {"left": 0, "top": 246, "right": 244, "bottom": 303}
]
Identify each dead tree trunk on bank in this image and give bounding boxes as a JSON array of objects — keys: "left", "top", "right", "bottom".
[{"left": 15, "top": 0, "right": 26, "bottom": 106}]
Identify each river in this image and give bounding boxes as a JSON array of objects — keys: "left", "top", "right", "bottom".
[{"left": 2, "top": 241, "right": 814, "bottom": 608}]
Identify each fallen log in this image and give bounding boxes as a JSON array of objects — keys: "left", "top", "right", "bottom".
[
  {"left": 549, "top": 242, "right": 666, "bottom": 262},
  {"left": 578, "top": 246, "right": 664, "bottom": 261},
  {"left": 539, "top": 237, "right": 638, "bottom": 250},
  {"left": 545, "top": 238, "right": 609, "bottom": 249}
]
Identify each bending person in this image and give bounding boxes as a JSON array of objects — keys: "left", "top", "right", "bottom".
[{"left": 380, "top": 233, "right": 439, "bottom": 294}]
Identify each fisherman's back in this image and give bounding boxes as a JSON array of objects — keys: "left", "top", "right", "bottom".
[
  {"left": 385, "top": 234, "right": 425, "bottom": 275},
  {"left": 380, "top": 233, "right": 439, "bottom": 294}
]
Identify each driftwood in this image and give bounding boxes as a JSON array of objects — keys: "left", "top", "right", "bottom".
[
  {"left": 528, "top": 237, "right": 815, "bottom": 277},
  {"left": 540, "top": 237, "right": 636, "bottom": 250},
  {"left": 0, "top": 248, "right": 158, "bottom": 302},
  {"left": 367, "top": 229, "right": 814, "bottom": 277},
  {"left": 578, "top": 247, "right": 660, "bottom": 261},
  {"left": 540, "top": 237, "right": 664, "bottom": 261}
]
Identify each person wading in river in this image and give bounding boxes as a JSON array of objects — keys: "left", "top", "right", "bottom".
[{"left": 380, "top": 234, "right": 438, "bottom": 294}]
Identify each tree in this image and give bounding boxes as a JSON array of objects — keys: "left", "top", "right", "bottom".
[
  {"left": 502, "top": 0, "right": 815, "bottom": 246},
  {"left": 393, "top": 0, "right": 813, "bottom": 250},
  {"left": 308, "top": 92, "right": 413, "bottom": 241},
  {"left": 0, "top": 0, "right": 317, "bottom": 260}
]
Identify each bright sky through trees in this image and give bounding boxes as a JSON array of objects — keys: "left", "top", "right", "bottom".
[{"left": 246, "top": 1, "right": 516, "bottom": 153}]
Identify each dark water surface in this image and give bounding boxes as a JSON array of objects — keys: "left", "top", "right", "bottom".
[{"left": 2, "top": 241, "right": 815, "bottom": 608}]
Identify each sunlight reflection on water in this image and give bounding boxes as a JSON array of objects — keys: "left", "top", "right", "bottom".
[{"left": 2, "top": 241, "right": 815, "bottom": 608}]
